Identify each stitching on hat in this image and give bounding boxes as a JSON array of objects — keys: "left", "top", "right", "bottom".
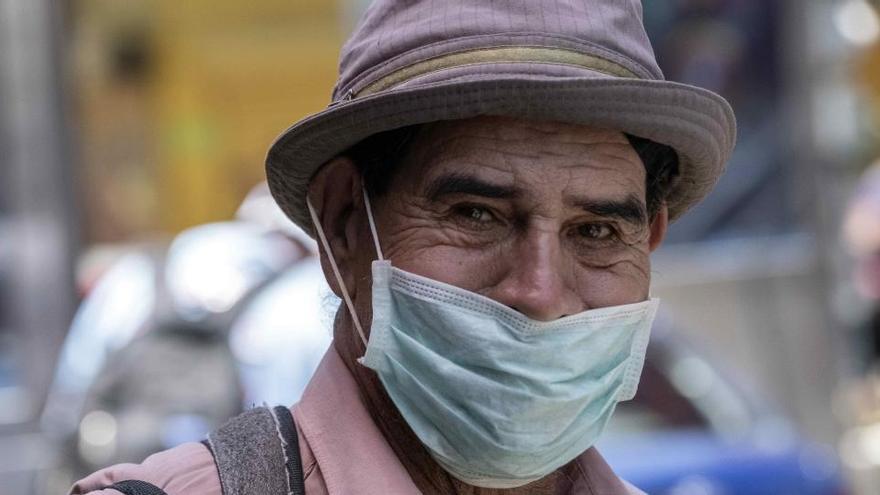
[
  {"left": 401, "top": 68, "right": 613, "bottom": 88},
  {"left": 275, "top": 81, "right": 724, "bottom": 175},
  {"left": 296, "top": 77, "right": 730, "bottom": 130},
  {"left": 292, "top": 82, "right": 730, "bottom": 143},
  {"left": 292, "top": 85, "right": 728, "bottom": 155},
  {"left": 355, "top": 47, "right": 638, "bottom": 97}
]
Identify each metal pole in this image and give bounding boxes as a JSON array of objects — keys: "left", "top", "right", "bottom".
[{"left": 0, "top": 0, "right": 78, "bottom": 425}]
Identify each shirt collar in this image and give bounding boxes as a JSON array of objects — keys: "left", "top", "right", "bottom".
[{"left": 294, "top": 345, "right": 421, "bottom": 494}]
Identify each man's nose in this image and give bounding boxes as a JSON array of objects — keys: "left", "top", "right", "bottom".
[{"left": 489, "top": 228, "right": 584, "bottom": 321}]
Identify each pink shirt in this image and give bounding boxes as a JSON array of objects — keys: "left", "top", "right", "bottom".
[{"left": 72, "top": 346, "right": 643, "bottom": 494}]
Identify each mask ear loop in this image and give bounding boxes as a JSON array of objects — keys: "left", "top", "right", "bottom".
[
  {"left": 306, "top": 198, "right": 368, "bottom": 348},
  {"left": 361, "top": 186, "right": 384, "bottom": 261}
]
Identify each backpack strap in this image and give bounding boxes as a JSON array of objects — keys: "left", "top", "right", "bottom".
[
  {"left": 270, "top": 406, "right": 306, "bottom": 495},
  {"left": 205, "top": 406, "right": 305, "bottom": 495},
  {"left": 104, "top": 480, "right": 168, "bottom": 495}
]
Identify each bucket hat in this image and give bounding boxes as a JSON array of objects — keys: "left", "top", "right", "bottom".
[{"left": 266, "top": 0, "right": 736, "bottom": 232}]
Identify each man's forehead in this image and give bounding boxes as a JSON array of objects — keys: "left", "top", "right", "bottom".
[
  {"left": 417, "top": 116, "right": 632, "bottom": 147},
  {"left": 399, "top": 116, "right": 646, "bottom": 193}
]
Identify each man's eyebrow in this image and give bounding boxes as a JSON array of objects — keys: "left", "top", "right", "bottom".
[
  {"left": 425, "top": 173, "right": 521, "bottom": 201},
  {"left": 573, "top": 194, "right": 648, "bottom": 226}
]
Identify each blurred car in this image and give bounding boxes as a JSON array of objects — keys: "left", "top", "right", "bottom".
[
  {"left": 40, "top": 184, "right": 331, "bottom": 484},
  {"left": 598, "top": 319, "right": 845, "bottom": 494},
  {"left": 42, "top": 185, "right": 846, "bottom": 494}
]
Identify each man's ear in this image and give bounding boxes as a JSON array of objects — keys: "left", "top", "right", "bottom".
[
  {"left": 307, "top": 156, "right": 364, "bottom": 297},
  {"left": 648, "top": 203, "right": 669, "bottom": 252}
]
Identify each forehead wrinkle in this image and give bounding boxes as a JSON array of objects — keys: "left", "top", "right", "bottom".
[
  {"left": 411, "top": 151, "right": 646, "bottom": 208},
  {"left": 553, "top": 159, "right": 646, "bottom": 195},
  {"left": 413, "top": 115, "right": 635, "bottom": 154},
  {"left": 559, "top": 164, "right": 646, "bottom": 205},
  {"left": 420, "top": 152, "right": 518, "bottom": 183},
  {"left": 400, "top": 117, "right": 646, "bottom": 201},
  {"left": 561, "top": 175, "right": 645, "bottom": 203},
  {"left": 456, "top": 116, "right": 628, "bottom": 142},
  {"left": 420, "top": 118, "right": 631, "bottom": 153},
  {"left": 424, "top": 144, "right": 640, "bottom": 178},
  {"left": 410, "top": 134, "right": 520, "bottom": 176}
]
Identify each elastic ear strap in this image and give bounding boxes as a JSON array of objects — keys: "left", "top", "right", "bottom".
[
  {"left": 306, "top": 198, "right": 368, "bottom": 347},
  {"left": 361, "top": 187, "right": 384, "bottom": 260}
]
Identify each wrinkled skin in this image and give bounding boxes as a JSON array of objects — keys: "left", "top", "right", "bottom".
[{"left": 307, "top": 116, "right": 668, "bottom": 494}]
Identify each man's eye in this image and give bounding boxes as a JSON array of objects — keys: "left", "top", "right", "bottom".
[
  {"left": 576, "top": 223, "right": 615, "bottom": 240},
  {"left": 453, "top": 205, "right": 494, "bottom": 224}
]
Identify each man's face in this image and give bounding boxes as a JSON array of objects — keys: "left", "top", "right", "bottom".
[{"left": 360, "top": 116, "right": 664, "bottom": 321}]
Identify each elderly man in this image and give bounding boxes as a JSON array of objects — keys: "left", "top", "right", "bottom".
[{"left": 73, "top": 0, "right": 734, "bottom": 494}]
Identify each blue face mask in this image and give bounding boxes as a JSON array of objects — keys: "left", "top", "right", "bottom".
[{"left": 307, "top": 191, "right": 659, "bottom": 489}]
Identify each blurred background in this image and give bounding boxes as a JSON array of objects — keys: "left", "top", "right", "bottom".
[{"left": 2, "top": 0, "right": 880, "bottom": 493}]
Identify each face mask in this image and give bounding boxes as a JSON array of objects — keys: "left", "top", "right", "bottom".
[{"left": 306, "top": 190, "right": 659, "bottom": 489}]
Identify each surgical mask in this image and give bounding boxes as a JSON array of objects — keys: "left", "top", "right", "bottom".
[{"left": 306, "top": 190, "right": 659, "bottom": 489}]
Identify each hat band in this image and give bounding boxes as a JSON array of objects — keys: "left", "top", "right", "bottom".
[{"left": 353, "top": 46, "right": 641, "bottom": 98}]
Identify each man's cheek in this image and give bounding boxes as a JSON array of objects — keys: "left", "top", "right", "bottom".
[
  {"left": 395, "top": 243, "right": 509, "bottom": 291},
  {"left": 576, "top": 261, "right": 652, "bottom": 305}
]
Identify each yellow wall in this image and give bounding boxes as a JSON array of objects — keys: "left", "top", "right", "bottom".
[{"left": 74, "top": 0, "right": 345, "bottom": 240}]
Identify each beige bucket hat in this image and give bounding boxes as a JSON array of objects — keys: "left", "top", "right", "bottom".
[{"left": 266, "top": 0, "right": 736, "bottom": 232}]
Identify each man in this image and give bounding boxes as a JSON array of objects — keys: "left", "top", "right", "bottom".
[{"left": 73, "top": 0, "right": 735, "bottom": 493}]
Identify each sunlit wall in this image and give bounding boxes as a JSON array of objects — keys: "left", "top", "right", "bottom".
[{"left": 72, "top": 0, "right": 347, "bottom": 241}]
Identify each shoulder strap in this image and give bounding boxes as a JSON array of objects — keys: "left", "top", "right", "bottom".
[
  {"left": 205, "top": 406, "right": 305, "bottom": 495},
  {"left": 271, "top": 405, "right": 306, "bottom": 495},
  {"left": 104, "top": 480, "right": 168, "bottom": 495}
]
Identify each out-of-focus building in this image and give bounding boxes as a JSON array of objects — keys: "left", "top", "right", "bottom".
[{"left": 73, "top": 0, "right": 346, "bottom": 240}]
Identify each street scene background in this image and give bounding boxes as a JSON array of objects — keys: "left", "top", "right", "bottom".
[{"left": 2, "top": 0, "right": 880, "bottom": 493}]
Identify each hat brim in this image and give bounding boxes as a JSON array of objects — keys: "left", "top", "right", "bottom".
[{"left": 266, "top": 75, "right": 736, "bottom": 233}]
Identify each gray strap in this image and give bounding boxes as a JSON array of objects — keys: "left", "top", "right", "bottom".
[
  {"left": 270, "top": 406, "right": 306, "bottom": 495},
  {"left": 105, "top": 480, "right": 168, "bottom": 495},
  {"left": 206, "top": 407, "right": 296, "bottom": 495}
]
